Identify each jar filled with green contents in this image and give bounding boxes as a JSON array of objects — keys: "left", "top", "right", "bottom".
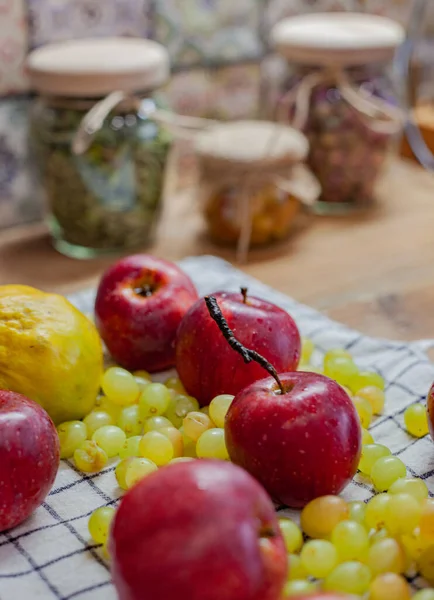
[{"left": 27, "top": 38, "right": 172, "bottom": 258}]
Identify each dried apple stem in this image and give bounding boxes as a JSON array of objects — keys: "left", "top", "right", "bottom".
[
  {"left": 204, "top": 295, "right": 284, "bottom": 394},
  {"left": 241, "top": 287, "right": 248, "bottom": 304}
]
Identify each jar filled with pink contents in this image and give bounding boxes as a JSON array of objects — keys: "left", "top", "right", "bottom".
[{"left": 270, "top": 13, "right": 405, "bottom": 214}]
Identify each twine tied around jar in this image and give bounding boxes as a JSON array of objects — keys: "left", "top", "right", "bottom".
[
  {"left": 72, "top": 92, "right": 320, "bottom": 264},
  {"left": 276, "top": 66, "right": 404, "bottom": 135}
]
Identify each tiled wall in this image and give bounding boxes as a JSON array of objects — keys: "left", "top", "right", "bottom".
[{"left": 0, "top": 0, "right": 425, "bottom": 229}]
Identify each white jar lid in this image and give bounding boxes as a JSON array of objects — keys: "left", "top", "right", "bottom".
[
  {"left": 271, "top": 13, "right": 405, "bottom": 67},
  {"left": 27, "top": 37, "right": 170, "bottom": 97},
  {"left": 195, "top": 121, "right": 308, "bottom": 168}
]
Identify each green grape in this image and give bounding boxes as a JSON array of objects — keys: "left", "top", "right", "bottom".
[
  {"left": 101, "top": 367, "right": 140, "bottom": 406},
  {"left": 74, "top": 440, "right": 108, "bottom": 473},
  {"left": 420, "top": 498, "right": 434, "bottom": 539},
  {"left": 419, "top": 545, "right": 434, "bottom": 585},
  {"left": 413, "top": 590, "right": 434, "bottom": 600},
  {"left": 88, "top": 506, "right": 115, "bottom": 544},
  {"left": 367, "top": 537, "right": 406, "bottom": 575},
  {"left": 365, "top": 494, "right": 391, "bottom": 530},
  {"left": 301, "top": 495, "right": 349, "bottom": 539},
  {"left": 287, "top": 554, "right": 307, "bottom": 581},
  {"left": 348, "top": 501, "right": 366, "bottom": 525},
  {"left": 358, "top": 444, "right": 391, "bottom": 476},
  {"left": 369, "top": 528, "right": 389, "bottom": 545},
  {"left": 400, "top": 527, "right": 430, "bottom": 562},
  {"left": 357, "top": 386, "right": 386, "bottom": 415},
  {"left": 133, "top": 370, "right": 152, "bottom": 390},
  {"left": 92, "top": 425, "right": 126, "bottom": 458},
  {"left": 323, "top": 561, "right": 372, "bottom": 595},
  {"left": 183, "top": 411, "right": 212, "bottom": 442},
  {"left": 115, "top": 457, "right": 132, "bottom": 490},
  {"left": 164, "top": 376, "right": 186, "bottom": 394},
  {"left": 384, "top": 493, "right": 422, "bottom": 535},
  {"left": 139, "top": 383, "right": 172, "bottom": 419},
  {"left": 93, "top": 396, "right": 121, "bottom": 420},
  {"left": 353, "top": 395, "right": 374, "bottom": 428},
  {"left": 300, "top": 539, "right": 338, "bottom": 578},
  {"left": 169, "top": 457, "right": 195, "bottom": 465},
  {"left": 369, "top": 573, "right": 411, "bottom": 600},
  {"left": 300, "top": 337, "right": 315, "bottom": 364},
  {"left": 371, "top": 456, "right": 407, "bottom": 491},
  {"left": 323, "top": 348, "right": 352, "bottom": 367},
  {"left": 139, "top": 431, "right": 174, "bottom": 466},
  {"left": 125, "top": 457, "right": 158, "bottom": 489},
  {"left": 331, "top": 520, "right": 369, "bottom": 561},
  {"left": 388, "top": 477, "right": 429, "bottom": 502},
  {"left": 324, "top": 356, "right": 359, "bottom": 387},
  {"left": 196, "top": 428, "right": 229, "bottom": 460},
  {"left": 158, "top": 426, "right": 184, "bottom": 458},
  {"left": 117, "top": 405, "right": 143, "bottom": 437},
  {"left": 278, "top": 518, "right": 303, "bottom": 553},
  {"left": 404, "top": 404, "right": 429, "bottom": 438},
  {"left": 83, "top": 410, "right": 114, "bottom": 438},
  {"left": 208, "top": 395, "right": 234, "bottom": 428},
  {"left": 165, "top": 394, "right": 200, "bottom": 428},
  {"left": 57, "top": 421, "right": 87, "bottom": 459},
  {"left": 118, "top": 435, "right": 141, "bottom": 459},
  {"left": 143, "top": 415, "right": 172, "bottom": 432},
  {"left": 283, "top": 580, "right": 317, "bottom": 597},
  {"left": 362, "top": 428, "right": 374, "bottom": 445},
  {"left": 350, "top": 370, "right": 385, "bottom": 393}
]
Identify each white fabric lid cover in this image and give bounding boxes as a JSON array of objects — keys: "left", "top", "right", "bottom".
[
  {"left": 26, "top": 38, "right": 170, "bottom": 97},
  {"left": 195, "top": 121, "right": 309, "bottom": 167},
  {"left": 271, "top": 13, "right": 405, "bottom": 66}
]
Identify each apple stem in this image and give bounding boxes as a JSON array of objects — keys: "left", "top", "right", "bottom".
[
  {"left": 204, "top": 295, "right": 284, "bottom": 395},
  {"left": 133, "top": 284, "right": 154, "bottom": 297},
  {"left": 241, "top": 287, "right": 248, "bottom": 304}
]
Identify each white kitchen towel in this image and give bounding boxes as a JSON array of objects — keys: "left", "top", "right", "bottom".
[{"left": 1, "top": 255, "right": 434, "bottom": 599}]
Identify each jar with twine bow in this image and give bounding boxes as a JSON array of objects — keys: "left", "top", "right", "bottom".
[
  {"left": 26, "top": 38, "right": 172, "bottom": 259},
  {"left": 270, "top": 12, "right": 406, "bottom": 214},
  {"left": 194, "top": 120, "right": 320, "bottom": 263}
]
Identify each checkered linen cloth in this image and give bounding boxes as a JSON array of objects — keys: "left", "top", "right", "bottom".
[{"left": 2, "top": 255, "right": 434, "bottom": 599}]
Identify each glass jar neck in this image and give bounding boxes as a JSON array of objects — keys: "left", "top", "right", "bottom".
[{"left": 41, "top": 90, "right": 155, "bottom": 113}]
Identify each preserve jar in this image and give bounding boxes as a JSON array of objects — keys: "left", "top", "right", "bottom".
[
  {"left": 195, "top": 120, "right": 320, "bottom": 262},
  {"left": 27, "top": 38, "right": 172, "bottom": 258},
  {"left": 270, "top": 13, "right": 405, "bottom": 214}
]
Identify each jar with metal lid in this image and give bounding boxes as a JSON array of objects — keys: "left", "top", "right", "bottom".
[
  {"left": 269, "top": 13, "right": 405, "bottom": 214},
  {"left": 195, "top": 120, "right": 320, "bottom": 261},
  {"left": 27, "top": 38, "right": 172, "bottom": 258}
]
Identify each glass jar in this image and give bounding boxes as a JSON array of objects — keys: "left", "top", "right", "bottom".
[
  {"left": 27, "top": 38, "right": 172, "bottom": 258},
  {"left": 195, "top": 121, "right": 320, "bottom": 261},
  {"left": 270, "top": 13, "right": 405, "bottom": 214}
]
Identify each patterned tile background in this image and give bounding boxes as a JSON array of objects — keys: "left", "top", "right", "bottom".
[
  {"left": 0, "top": 0, "right": 430, "bottom": 230},
  {"left": 0, "top": 0, "right": 28, "bottom": 95}
]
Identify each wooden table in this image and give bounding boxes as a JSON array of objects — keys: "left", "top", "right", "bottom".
[{"left": 1, "top": 158, "right": 434, "bottom": 345}]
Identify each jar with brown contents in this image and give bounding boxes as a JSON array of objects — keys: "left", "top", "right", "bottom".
[
  {"left": 270, "top": 13, "right": 405, "bottom": 214},
  {"left": 195, "top": 121, "right": 320, "bottom": 259}
]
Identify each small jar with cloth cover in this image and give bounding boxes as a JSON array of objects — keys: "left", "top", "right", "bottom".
[
  {"left": 270, "top": 12, "right": 405, "bottom": 214},
  {"left": 27, "top": 38, "right": 172, "bottom": 259},
  {"left": 194, "top": 120, "right": 320, "bottom": 262}
]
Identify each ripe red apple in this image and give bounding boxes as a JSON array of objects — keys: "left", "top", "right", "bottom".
[
  {"left": 110, "top": 460, "right": 287, "bottom": 600},
  {"left": 426, "top": 382, "right": 434, "bottom": 440},
  {"left": 0, "top": 390, "right": 60, "bottom": 532},
  {"left": 95, "top": 254, "right": 199, "bottom": 372},
  {"left": 175, "top": 290, "right": 301, "bottom": 405},
  {"left": 225, "top": 371, "right": 361, "bottom": 508}
]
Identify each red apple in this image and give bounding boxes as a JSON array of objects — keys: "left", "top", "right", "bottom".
[
  {"left": 95, "top": 255, "right": 199, "bottom": 372},
  {"left": 175, "top": 291, "right": 301, "bottom": 405},
  {"left": 225, "top": 372, "right": 361, "bottom": 508},
  {"left": 427, "top": 382, "right": 434, "bottom": 440},
  {"left": 110, "top": 460, "right": 287, "bottom": 600},
  {"left": 0, "top": 390, "right": 60, "bottom": 532}
]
